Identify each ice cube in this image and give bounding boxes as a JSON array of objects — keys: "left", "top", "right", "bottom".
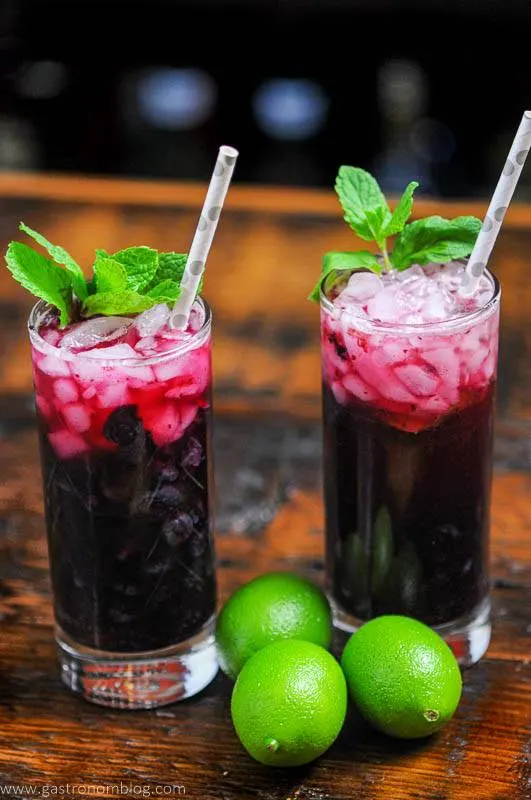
[
  {"left": 81, "top": 343, "right": 138, "bottom": 360},
  {"left": 188, "top": 306, "right": 204, "bottom": 333},
  {"left": 53, "top": 378, "right": 79, "bottom": 405},
  {"left": 331, "top": 380, "right": 348, "bottom": 405},
  {"left": 367, "top": 288, "right": 401, "bottom": 322},
  {"left": 339, "top": 273, "right": 383, "bottom": 304},
  {"left": 39, "top": 354, "right": 71, "bottom": 377},
  {"left": 355, "top": 355, "right": 416, "bottom": 404},
  {"left": 342, "top": 328, "right": 365, "bottom": 361},
  {"left": 463, "top": 345, "right": 489, "bottom": 374},
  {"left": 120, "top": 365, "right": 156, "bottom": 384},
  {"left": 140, "top": 401, "right": 182, "bottom": 446},
  {"left": 373, "top": 341, "right": 407, "bottom": 367},
  {"left": 97, "top": 382, "right": 131, "bottom": 409},
  {"left": 422, "top": 396, "right": 451, "bottom": 414},
  {"left": 153, "top": 351, "right": 199, "bottom": 384},
  {"left": 343, "top": 373, "right": 379, "bottom": 402},
  {"left": 395, "top": 364, "right": 439, "bottom": 397},
  {"left": 422, "top": 295, "right": 447, "bottom": 321},
  {"left": 62, "top": 403, "right": 92, "bottom": 433},
  {"left": 40, "top": 327, "right": 61, "bottom": 346},
  {"left": 180, "top": 402, "right": 198, "bottom": 432},
  {"left": 423, "top": 348, "right": 460, "bottom": 387},
  {"left": 35, "top": 395, "right": 52, "bottom": 420},
  {"left": 49, "top": 429, "right": 89, "bottom": 459},
  {"left": 396, "top": 265, "right": 425, "bottom": 283},
  {"left": 71, "top": 360, "right": 106, "bottom": 384},
  {"left": 82, "top": 386, "right": 97, "bottom": 399},
  {"left": 61, "top": 317, "right": 133, "bottom": 350},
  {"left": 134, "top": 336, "right": 158, "bottom": 354},
  {"left": 134, "top": 304, "right": 170, "bottom": 337}
]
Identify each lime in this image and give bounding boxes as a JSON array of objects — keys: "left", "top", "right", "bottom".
[
  {"left": 341, "top": 615, "right": 462, "bottom": 739},
  {"left": 231, "top": 639, "right": 347, "bottom": 767},
  {"left": 215, "top": 572, "right": 332, "bottom": 679}
]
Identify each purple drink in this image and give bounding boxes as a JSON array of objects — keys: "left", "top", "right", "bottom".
[
  {"left": 320, "top": 262, "right": 500, "bottom": 665},
  {"left": 29, "top": 300, "right": 217, "bottom": 707}
]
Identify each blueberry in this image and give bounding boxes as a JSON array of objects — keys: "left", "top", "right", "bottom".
[
  {"left": 163, "top": 513, "right": 194, "bottom": 546},
  {"left": 157, "top": 463, "right": 180, "bottom": 483},
  {"left": 183, "top": 437, "right": 203, "bottom": 468},
  {"left": 104, "top": 405, "right": 143, "bottom": 446}
]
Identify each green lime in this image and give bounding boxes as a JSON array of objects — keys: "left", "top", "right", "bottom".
[
  {"left": 215, "top": 572, "right": 332, "bottom": 679},
  {"left": 341, "top": 615, "right": 462, "bottom": 739},
  {"left": 231, "top": 639, "right": 347, "bottom": 767}
]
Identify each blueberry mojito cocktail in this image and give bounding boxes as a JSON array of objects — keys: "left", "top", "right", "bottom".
[
  {"left": 7, "top": 224, "right": 217, "bottom": 707},
  {"left": 310, "top": 169, "right": 500, "bottom": 665}
]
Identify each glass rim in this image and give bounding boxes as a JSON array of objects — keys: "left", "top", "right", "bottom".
[
  {"left": 28, "top": 296, "right": 212, "bottom": 366},
  {"left": 319, "top": 262, "right": 501, "bottom": 334}
]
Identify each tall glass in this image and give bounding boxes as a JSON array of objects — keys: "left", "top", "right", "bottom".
[
  {"left": 320, "top": 267, "right": 500, "bottom": 665},
  {"left": 29, "top": 299, "right": 217, "bottom": 708}
]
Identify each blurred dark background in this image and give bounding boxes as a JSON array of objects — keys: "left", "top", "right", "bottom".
[{"left": 0, "top": 0, "right": 530, "bottom": 197}]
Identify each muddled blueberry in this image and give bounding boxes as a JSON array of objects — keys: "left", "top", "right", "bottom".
[
  {"left": 329, "top": 334, "right": 348, "bottom": 360},
  {"left": 183, "top": 437, "right": 203, "bottom": 468},
  {"left": 104, "top": 405, "right": 143, "bottom": 446},
  {"left": 163, "top": 513, "right": 194, "bottom": 546},
  {"left": 156, "top": 463, "right": 180, "bottom": 483}
]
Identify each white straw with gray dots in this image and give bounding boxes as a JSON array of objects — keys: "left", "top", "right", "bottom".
[
  {"left": 171, "top": 145, "right": 239, "bottom": 329},
  {"left": 462, "top": 110, "right": 531, "bottom": 295}
]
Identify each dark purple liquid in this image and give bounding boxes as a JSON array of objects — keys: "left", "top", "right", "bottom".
[
  {"left": 323, "top": 383, "right": 495, "bottom": 627},
  {"left": 38, "top": 404, "right": 216, "bottom": 653}
]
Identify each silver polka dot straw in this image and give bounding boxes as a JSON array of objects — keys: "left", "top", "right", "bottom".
[
  {"left": 171, "top": 145, "right": 239, "bottom": 329},
  {"left": 462, "top": 111, "right": 531, "bottom": 295}
]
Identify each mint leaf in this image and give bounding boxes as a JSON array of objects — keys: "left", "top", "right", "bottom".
[
  {"left": 19, "top": 222, "right": 88, "bottom": 300},
  {"left": 5, "top": 242, "right": 73, "bottom": 326},
  {"left": 391, "top": 216, "right": 482, "bottom": 271},
  {"left": 155, "top": 252, "right": 188, "bottom": 283},
  {"left": 147, "top": 279, "right": 181, "bottom": 302},
  {"left": 335, "top": 167, "right": 391, "bottom": 244},
  {"left": 384, "top": 181, "right": 419, "bottom": 237},
  {"left": 308, "top": 251, "right": 381, "bottom": 302},
  {"left": 110, "top": 246, "right": 159, "bottom": 292},
  {"left": 83, "top": 291, "right": 154, "bottom": 317},
  {"left": 93, "top": 256, "right": 128, "bottom": 293}
]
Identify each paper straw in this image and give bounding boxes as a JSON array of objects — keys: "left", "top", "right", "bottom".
[
  {"left": 170, "top": 145, "right": 239, "bottom": 329},
  {"left": 461, "top": 110, "right": 531, "bottom": 295}
]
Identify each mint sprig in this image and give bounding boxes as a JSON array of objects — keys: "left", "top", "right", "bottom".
[
  {"left": 4, "top": 226, "right": 195, "bottom": 326},
  {"left": 310, "top": 166, "right": 481, "bottom": 302},
  {"left": 391, "top": 216, "right": 482, "bottom": 269},
  {"left": 5, "top": 242, "right": 73, "bottom": 326}
]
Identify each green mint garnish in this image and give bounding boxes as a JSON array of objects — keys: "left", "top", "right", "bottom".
[
  {"left": 310, "top": 166, "right": 481, "bottom": 302},
  {"left": 92, "top": 256, "right": 128, "bottom": 293},
  {"left": 109, "top": 246, "right": 159, "bottom": 292},
  {"left": 308, "top": 251, "right": 381, "bottom": 302},
  {"left": 147, "top": 279, "right": 181, "bottom": 302},
  {"left": 4, "top": 228, "right": 195, "bottom": 326},
  {"left": 5, "top": 241, "right": 73, "bottom": 326},
  {"left": 19, "top": 222, "right": 88, "bottom": 301},
  {"left": 391, "top": 215, "right": 482, "bottom": 270},
  {"left": 83, "top": 291, "right": 154, "bottom": 317}
]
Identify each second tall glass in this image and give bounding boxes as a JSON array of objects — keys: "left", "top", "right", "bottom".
[{"left": 320, "top": 267, "right": 500, "bottom": 665}]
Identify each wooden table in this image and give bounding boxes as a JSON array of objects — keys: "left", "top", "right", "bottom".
[{"left": 0, "top": 173, "right": 530, "bottom": 800}]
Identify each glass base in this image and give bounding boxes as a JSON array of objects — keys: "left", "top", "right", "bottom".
[
  {"left": 56, "top": 617, "right": 218, "bottom": 709},
  {"left": 331, "top": 597, "right": 491, "bottom": 667}
]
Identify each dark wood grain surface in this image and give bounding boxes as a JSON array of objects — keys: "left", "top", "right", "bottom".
[{"left": 0, "top": 173, "right": 529, "bottom": 800}]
